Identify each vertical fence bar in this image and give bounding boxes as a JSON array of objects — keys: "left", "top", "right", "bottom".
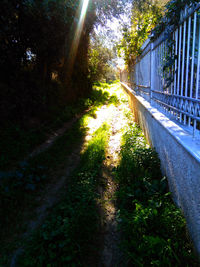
[
  {"left": 158, "top": 45, "right": 160, "bottom": 92},
  {"left": 177, "top": 25, "right": 182, "bottom": 95},
  {"left": 195, "top": 16, "right": 200, "bottom": 99},
  {"left": 161, "top": 44, "right": 163, "bottom": 92},
  {"left": 158, "top": 45, "right": 160, "bottom": 91},
  {"left": 161, "top": 43, "right": 163, "bottom": 91},
  {"left": 179, "top": 22, "right": 186, "bottom": 123},
  {"left": 174, "top": 29, "right": 178, "bottom": 119},
  {"left": 174, "top": 29, "right": 178, "bottom": 95},
  {"left": 171, "top": 64, "right": 173, "bottom": 95},
  {"left": 190, "top": 11, "right": 197, "bottom": 98},
  {"left": 181, "top": 21, "right": 186, "bottom": 96},
  {"left": 164, "top": 41, "right": 166, "bottom": 91},
  {"left": 164, "top": 40, "right": 167, "bottom": 92},
  {"left": 150, "top": 43, "right": 154, "bottom": 103},
  {"left": 159, "top": 43, "right": 161, "bottom": 91},
  {"left": 185, "top": 16, "right": 191, "bottom": 98},
  {"left": 193, "top": 120, "right": 197, "bottom": 137},
  {"left": 171, "top": 32, "right": 175, "bottom": 95},
  {"left": 162, "top": 42, "right": 164, "bottom": 90},
  {"left": 155, "top": 47, "right": 157, "bottom": 92}
]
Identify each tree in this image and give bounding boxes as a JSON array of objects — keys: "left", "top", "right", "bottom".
[
  {"left": 118, "top": 0, "right": 162, "bottom": 67},
  {"left": 88, "top": 33, "right": 117, "bottom": 82},
  {"left": 0, "top": 0, "right": 131, "bottom": 125}
]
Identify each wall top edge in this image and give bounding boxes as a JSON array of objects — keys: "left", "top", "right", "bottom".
[
  {"left": 141, "top": 38, "right": 151, "bottom": 51},
  {"left": 120, "top": 82, "right": 200, "bottom": 164}
]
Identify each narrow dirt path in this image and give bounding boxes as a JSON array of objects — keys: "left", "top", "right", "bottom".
[
  {"left": 79, "top": 85, "right": 132, "bottom": 267},
  {"left": 98, "top": 104, "right": 129, "bottom": 267},
  {"left": 28, "top": 111, "right": 87, "bottom": 159}
]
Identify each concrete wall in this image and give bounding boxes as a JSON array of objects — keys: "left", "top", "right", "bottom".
[{"left": 121, "top": 82, "right": 200, "bottom": 254}]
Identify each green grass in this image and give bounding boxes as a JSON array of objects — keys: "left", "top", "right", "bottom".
[
  {"left": 0, "top": 121, "right": 86, "bottom": 258},
  {"left": 0, "top": 84, "right": 117, "bottom": 233},
  {"left": 15, "top": 123, "right": 110, "bottom": 266},
  {"left": 1, "top": 81, "right": 198, "bottom": 266},
  {"left": 0, "top": 83, "right": 118, "bottom": 171},
  {"left": 115, "top": 123, "right": 198, "bottom": 266},
  {"left": 0, "top": 83, "right": 113, "bottom": 266}
]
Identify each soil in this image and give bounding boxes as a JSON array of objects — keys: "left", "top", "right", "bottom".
[{"left": 28, "top": 112, "right": 87, "bottom": 159}]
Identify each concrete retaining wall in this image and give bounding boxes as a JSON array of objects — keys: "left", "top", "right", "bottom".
[{"left": 121, "top": 82, "right": 200, "bottom": 254}]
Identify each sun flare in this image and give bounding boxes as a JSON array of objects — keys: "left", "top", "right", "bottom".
[
  {"left": 80, "top": 0, "right": 90, "bottom": 23},
  {"left": 68, "top": 0, "right": 90, "bottom": 75}
]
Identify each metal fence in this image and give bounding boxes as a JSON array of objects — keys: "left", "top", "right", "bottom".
[{"left": 120, "top": 3, "right": 200, "bottom": 137}]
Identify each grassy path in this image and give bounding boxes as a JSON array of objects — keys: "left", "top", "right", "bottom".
[
  {"left": 0, "top": 83, "right": 118, "bottom": 266},
  {"left": 97, "top": 95, "right": 132, "bottom": 266},
  {"left": 0, "top": 82, "right": 198, "bottom": 266}
]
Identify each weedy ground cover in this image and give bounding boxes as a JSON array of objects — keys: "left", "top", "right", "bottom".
[
  {"left": 0, "top": 82, "right": 117, "bottom": 266},
  {"left": 16, "top": 123, "right": 110, "bottom": 266},
  {"left": 0, "top": 82, "right": 118, "bottom": 171},
  {"left": 1, "top": 81, "right": 198, "bottom": 266},
  {"left": 0, "top": 84, "right": 116, "bottom": 218},
  {"left": 115, "top": 123, "right": 198, "bottom": 266}
]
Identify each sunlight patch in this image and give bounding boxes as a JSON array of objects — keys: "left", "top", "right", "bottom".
[{"left": 86, "top": 105, "right": 115, "bottom": 138}]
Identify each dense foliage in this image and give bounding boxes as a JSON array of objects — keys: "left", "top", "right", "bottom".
[
  {"left": 0, "top": 0, "right": 127, "bottom": 127},
  {"left": 153, "top": 0, "right": 200, "bottom": 38},
  {"left": 118, "top": 0, "right": 162, "bottom": 67},
  {"left": 88, "top": 33, "right": 117, "bottom": 82},
  {"left": 115, "top": 123, "right": 198, "bottom": 266},
  {"left": 118, "top": 0, "right": 200, "bottom": 68},
  {"left": 1, "top": 0, "right": 88, "bottom": 123},
  {"left": 0, "top": 0, "right": 130, "bottom": 170}
]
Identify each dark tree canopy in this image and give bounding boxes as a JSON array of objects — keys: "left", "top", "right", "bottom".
[{"left": 0, "top": 0, "right": 130, "bottom": 126}]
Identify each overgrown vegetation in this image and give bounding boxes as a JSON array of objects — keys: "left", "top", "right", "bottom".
[
  {"left": 0, "top": 116, "right": 85, "bottom": 250},
  {"left": 14, "top": 123, "right": 110, "bottom": 266},
  {"left": 1, "top": 81, "right": 199, "bottom": 265},
  {"left": 152, "top": 0, "right": 199, "bottom": 38},
  {"left": 118, "top": 0, "right": 163, "bottom": 67},
  {"left": 88, "top": 33, "right": 118, "bottom": 83},
  {"left": 0, "top": 0, "right": 127, "bottom": 169},
  {"left": 0, "top": 82, "right": 118, "bottom": 170},
  {"left": 0, "top": 0, "right": 92, "bottom": 123},
  {"left": 118, "top": 0, "right": 200, "bottom": 79},
  {"left": 0, "top": 82, "right": 118, "bottom": 265},
  {"left": 115, "top": 123, "right": 198, "bottom": 266}
]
